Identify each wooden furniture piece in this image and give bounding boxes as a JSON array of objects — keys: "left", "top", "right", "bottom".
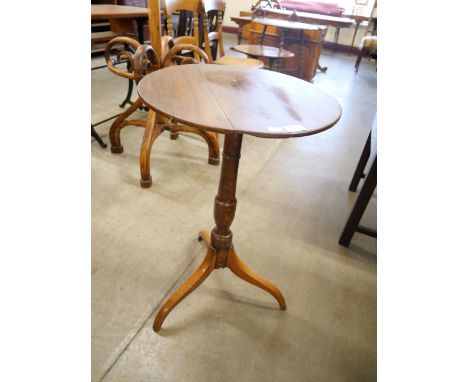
[
  {"left": 339, "top": 125, "right": 377, "bottom": 247},
  {"left": 163, "top": 0, "right": 212, "bottom": 60},
  {"left": 91, "top": 1, "right": 119, "bottom": 55},
  {"left": 203, "top": 0, "right": 264, "bottom": 69},
  {"left": 345, "top": 13, "right": 377, "bottom": 52},
  {"left": 137, "top": 64, "right": 342, "bottom": 332},
  {"left": 230, "top": 15, "right": 253, "bottom": 44},
  {"left": 354, "top": 1, "right": 377, "bottom": 72},
  {"left": 231, "top": 44, "right": 294, "bottom": 71},
  {"left": 91, "top": 4, "right": 149, "bottom": 146},
  {"left": 105, "top": 38, "right": 220, "bottom": 187},
  {"left": 92, "top": 4, "right": 149, "bottom": 44},
  {"left": 91, "top": 4, "right": 149, "bottom": 108},
  {"left": 262, "top": 7, "right": 354, "bottom": 35},
  {"left": 249, "top": 17, "right": 325, "bottom": 80},
  {"left": 355, "top": 35, "right": 377, "bottom": 73}
]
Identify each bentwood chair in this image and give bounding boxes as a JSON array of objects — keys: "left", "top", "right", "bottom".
[
  {"left": 137, "top": 40, "right": 219, "bottom": 187},
  {"left": 202, "top": 0, "right": 264, "bottom": 68},
  {"left": 104, "top": 6, "right": 220, "bottom": 188}
]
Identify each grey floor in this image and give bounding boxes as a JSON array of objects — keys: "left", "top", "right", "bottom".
[{"left": 92, "top": 33, "right": 377, "bottom": 382}]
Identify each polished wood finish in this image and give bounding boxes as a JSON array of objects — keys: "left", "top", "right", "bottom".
[
  {"left": 147, "top": 0, "right": 163, "bottom": 66},
  {"left": 138, "top": 64, "right": 341, "bottom": 331},
  {"left": 249, "top": 16, "right": 325, "bottom": 80},
  {"left": 339, "top": 155, "right": 377, "bottom": 247},
  {"left": 106, "top": 40, "right": 220, "bottom": 187},
  {"left": 164, "top": 0, "right": 213, "bottom": 61},
  {"left": 153, "top": 135, "right": 286, "bottom": 332},
  {"left": 349, "top": 130, "right": 371, "bottom": 192},
  {"left": 138, "top": 65, "right": 341, "bottom": 138}
]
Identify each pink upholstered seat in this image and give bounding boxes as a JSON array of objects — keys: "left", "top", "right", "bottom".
[{"left": 278, "top": 0, "right": 344, "bottom": 16}]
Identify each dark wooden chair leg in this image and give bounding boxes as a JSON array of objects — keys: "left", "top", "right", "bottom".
[
  {"left": 355, "top": 47, "right": 367, "bottom": 73},
  {"left": 349, "top": 130, "right": 372, "bottom": 192},
  {"left": 119, "top": 44, "right": 135, "bottom": 108},
  {"left": 91, "top": 125, "right": 107, "bottom": 148},
  {"left": 339, "top": 155, "right": 377, "bottom": 247}
]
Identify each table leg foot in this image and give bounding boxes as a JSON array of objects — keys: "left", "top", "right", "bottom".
[
  {"left": 140, "top": 176, "right": 152, "bottom": 188},
  {"left": 110, "top": 145, "right": 124, "bottom": 154},
  {"left": 208, "top": 157, "right": 220, "bottom": 165},
  {"left": 318, "top": 63, "right": 328, "bottom": 73},
  {"left": 109, "top": 97, "right": 145, "bottom": 153},
  {"left": 198, "top": 230, "right": 211, "bottom": 248},
  {"left": 140, "top": 110, "right": 164, "bottom": 188},
  {"left": 227, "top": 247, "right": 286, "bottom": 310},
  {"left": 153, "top": 248, "right": 216, "bottom": 332}
]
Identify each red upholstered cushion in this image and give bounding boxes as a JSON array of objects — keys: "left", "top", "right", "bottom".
[{"left": 278, "top": 1, "right": 344, "bottom": 17}]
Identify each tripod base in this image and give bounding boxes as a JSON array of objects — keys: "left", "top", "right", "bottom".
[{"left": 153, "top": 230, "right": 286, "bottom": 332}]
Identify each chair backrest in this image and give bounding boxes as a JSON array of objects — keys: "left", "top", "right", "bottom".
[
  {"left": 163, "top": 0, "right": 213, "bottom": 61},
  {"left": 162, "top": 37, "right": 212, "bottom": 67},
  {"left": 202, "top": 0, "right": 226, "bottom": 59}
]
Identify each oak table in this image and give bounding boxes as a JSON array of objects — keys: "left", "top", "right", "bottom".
[
  {"left": 138, "top": 64, "right": 342, "bottom": 332},
  {"left": 91, "top": 4, "right": 148, "bottom": 44},
  {"left": 263, "top": 8, "right": 355, "bottom": 53}
]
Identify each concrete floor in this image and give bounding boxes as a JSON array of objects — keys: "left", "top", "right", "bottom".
[{"left": 92, "top": 34, "right": 377, "bottom": 382}]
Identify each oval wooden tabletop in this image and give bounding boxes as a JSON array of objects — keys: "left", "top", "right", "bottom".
[
  {"left": 138, "top": 65, "right": 341, "bottom": 138},
  {"left": 91, "top": 4, "right": 148, "bottom": 20},
  {"left": 251, "top": 17, "right": 325, "bottom": 32},
  {"left": 233, "top": 45, "right": 295, "bottom": 59}
]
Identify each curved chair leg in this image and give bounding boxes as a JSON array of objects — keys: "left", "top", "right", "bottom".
[
  {"left": 198, "top": 130, "right": 220, "bottom": 165},
  {"left": 171, "top": 125, "right": 220, "bottom": 165},
  {"left": 227, "top": 247, "right": 286, "bottom": 310},
  {"left": 140, "top": 110, "right": 163, "bottom": 188},
  {"left": 153, "top": 248, "right": 216, "bottom": 332},
  {"left": 109, "top": 97, "right": 145, "bottom": 153}
]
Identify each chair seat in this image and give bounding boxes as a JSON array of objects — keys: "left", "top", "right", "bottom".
[
  {"left": 360, "top": 35, "right": 377, "bottom": 49},
  {"left": 232, "top": 45, "right": 295, "bottom": 59},
  {"left": 215, "top": 55, "right": 264, "bottom": 69}
]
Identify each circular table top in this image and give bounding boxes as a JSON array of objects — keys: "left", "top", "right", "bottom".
[
  {"left": 138, "top": 65, "right": 341, "bottom": 138},
  {"left": 232, "top": 45, "right": 295, "bottom": 59}
]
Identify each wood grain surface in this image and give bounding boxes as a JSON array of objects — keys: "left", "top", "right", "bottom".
[{"left": 138, "top": 64, "right": 341, "bottom": 138}]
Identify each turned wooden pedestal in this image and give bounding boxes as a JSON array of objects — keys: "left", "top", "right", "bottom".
[
  {"left": 138, "top": 64, "right": 342, "bottom": 332},
  {"left": 154, "top": 134, "right": 286, "bottom": 332}
]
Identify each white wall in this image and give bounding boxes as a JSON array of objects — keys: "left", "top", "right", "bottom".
[{"left": 224, "top": 0, "right": 253, "bottom": 27}]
